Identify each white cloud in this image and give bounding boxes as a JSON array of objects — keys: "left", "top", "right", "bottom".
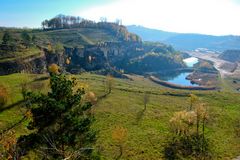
[{"left": 75, "top": 0, "right": 240, "bottom": 35}]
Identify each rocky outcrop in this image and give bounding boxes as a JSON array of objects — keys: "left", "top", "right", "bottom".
[
  {"left": 0, "top": 49, "right": 64, "bottom": 75},
  {"left": 0, "top": 54, "right": 47, "bottom": 75},
  {"left": 64, "top": 42, "right": 143, "bottom": 74},
  {"left": 0, "top": 41, "right": 182, "bottom": 76}
]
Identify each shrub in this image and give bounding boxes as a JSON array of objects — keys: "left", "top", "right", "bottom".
[
  {"left": 106, "top": 75, "right": 114, "bottom": 94},
  {"left": 234, "top": 118, "right": 240, "bottom": 137},
  {"left": 0, "top": 85, "right": 8, "bottom": 106},
  {"left": 54, "top": 42, "right": 64, "bottom": 54},
  {"left": 112, "top": 126, "right": 128, "bottom": 144},
  {"left": 164, "top": 104, "right": 211, "bottom": 159},
  {"left": 85, "top": 91, "right": 97, "bottom": 105},
  {"left": 0, "top": 130, "right": 19, "bottom": 159},
  {"left": 112, "top": 126, "right": 128, "bottom": 159},
  {"left": 66, "top": 57, "right": 71, "bottom": 65},
  {"left": 164, "top": 134, "right": 211, "bottom": 159},
  {"left": 48, "top": 63, "right": 60, "bottom": 74}
]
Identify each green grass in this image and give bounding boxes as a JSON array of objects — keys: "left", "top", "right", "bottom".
[
  {"left": 0, "top": 28, "right": 119, "bottom": 49},
  {"left": 0, "top": 74, "right": 35, "bottom": 136},
  {"left": 221, "top": 77, "right": 240, "bottom": 93},
  {"left": 0, "top": 73, "right": 240, "bottom": 159},
  {"left": 32, "top": 28, "right": 119, "bottom": 47},
  {"left": 0, "top": 47, "right": 42, "bottom": 63}
]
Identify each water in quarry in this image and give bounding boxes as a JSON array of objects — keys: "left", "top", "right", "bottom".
[{"left": 159, "top": 57, "right": 199, "bottom": 86}]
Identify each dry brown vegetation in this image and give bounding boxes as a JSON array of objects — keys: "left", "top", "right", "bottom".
[
  {"left": 0, "top": 85, "right": 8, "bottom": 107},
  {"left": 48, "top": 63, "right": 60, "bottom": 74},
  {"left": 112, "top": 126, "right": 128, "bottom": 159}
]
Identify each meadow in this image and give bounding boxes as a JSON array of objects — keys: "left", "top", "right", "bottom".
[{"left": 0, "top": 73, "right": 240, "bottom": 159}]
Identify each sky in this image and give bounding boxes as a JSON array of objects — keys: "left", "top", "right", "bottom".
[{"left": 1, "top": 0, "right": 240, "bottom": 35}]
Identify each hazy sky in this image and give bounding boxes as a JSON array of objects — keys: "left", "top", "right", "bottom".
[{"left": 1, "top": 0, "right": 240, "bottom": 35}]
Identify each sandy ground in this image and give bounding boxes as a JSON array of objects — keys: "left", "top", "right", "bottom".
[
  {"left": 233, "top": 156, "right": 240, "bottom": 160},
  {"left": 187, "top": 51, "right": 240, "bottom": 79}
]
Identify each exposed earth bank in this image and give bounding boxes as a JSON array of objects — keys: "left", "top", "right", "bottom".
[{"left": 187, "top": 51, "right": 240, "bottom": 79}]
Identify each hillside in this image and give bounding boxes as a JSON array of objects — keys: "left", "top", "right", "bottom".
[
  {"left": 0, "top": 73, "right": 240, "bottom": 159},
  {"left": 0, "top": 27, "right": 135, "bottom": 48},
  {"left": 127, "top": 25, "right": 240, "bottom": 51},
  {"left": 219, "top": 50, "right": 240, "bottom": 62},
  {"left": 32, "top": 28, "right": 120, "bottom": 47},
  {"left": 0, "top": 23, "right": 185, "bottom": 76}
]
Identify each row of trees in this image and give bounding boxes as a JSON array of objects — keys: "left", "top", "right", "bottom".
[
  {"left": 41, "top": 14, "right": 122, "bottom": 30},
  {"left": 42, "top": 15, "right": 86, "bottom": 29},
  {"left": 1, "top": 31, "right": 35, "bottom": 50}
]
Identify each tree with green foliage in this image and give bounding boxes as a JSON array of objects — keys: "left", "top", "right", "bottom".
[
  {"left": 2, "top": 31, "right": 12, "bottom": 45},
  {"left": 21, "top": 31, "right": 31, "bottom": 47},
  {"left": 31, "top": 35, "right": 37, "bottom": 44},
  {"left": 54, "top": 42, "right": 64, "bottom": 54},
  {"left": 41, "top": 19, "right": 49, "bottom": 29},
  {"left": 18, "top": 73, "right": 98, "bottom": 159}
]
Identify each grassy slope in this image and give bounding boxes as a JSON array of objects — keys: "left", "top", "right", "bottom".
[
  {"left": 0, "top": 47, "right": 43, "bottom": 62},
  {"left": 0, "top": 74, "right": 35, "bottom": 136},
  {"left": 0, "top": 28, "right": 118, "bottom": 63},
  {"left": 0, "top": 73, "right": 240, "bottom": 159},
  {"left": 32, "top": 28, "right": 119, "bottom": 47}
]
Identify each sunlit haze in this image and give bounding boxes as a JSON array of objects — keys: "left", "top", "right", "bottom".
[
  {"left": 1, "top": 0, "right": 240, "bottom": 35},
  {"left": 77, "top": 0, "right": 240, "bottom": 35}
]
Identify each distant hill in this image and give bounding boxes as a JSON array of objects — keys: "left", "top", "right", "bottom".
[
  {"left": 127, "top": 25, "right": 178, "bottom": 41},
  {"left": 127, "top": 25, "right": 240, "bottom": 51},
  {"left": 218, "top": 50, "right": 240, "bottom": 62}
]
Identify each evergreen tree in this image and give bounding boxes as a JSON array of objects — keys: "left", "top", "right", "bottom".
[
  {"left": 31, "top": 35, "right": 37, "bottom": 44},
  {"left": 19, "top": 73, "right": 97, "bottom": 159},
  {"left": 21, "top": 31, "right": 31, "bottom": 47},
  {"left": 2, "top": 31, "right": 12, "bottom": 45}
]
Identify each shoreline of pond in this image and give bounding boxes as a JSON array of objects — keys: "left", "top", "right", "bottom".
[{"left": 149, "top": 76, "right": 217, "bottom": 90}]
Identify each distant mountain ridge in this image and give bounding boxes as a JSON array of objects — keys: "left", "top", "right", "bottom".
[
  {"left": 127, "top": 25, "right": 240, "bottom": 51},
  {"left": 218, "top": 50, "right": 240, "bottom": 62}
]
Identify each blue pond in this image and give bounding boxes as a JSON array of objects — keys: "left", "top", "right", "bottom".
[{"left": 167, "top": 72, "right": 198, "bottom": 86}]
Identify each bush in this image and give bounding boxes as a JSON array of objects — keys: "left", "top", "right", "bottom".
[
  {"left": 48, "top": 63, "right": 60, "bottom": 74},
  {"left": 164, "top": 134, "right": 211, "bottom": 159},
  {"left": 234, "top": 118, "right": 240, "bottom": 137},
  {"left": 164, "top": 105, "right": 211, "bottom": 159},
  {"left": 54, "top": 42, "right": 64, "bottom": 54},
  {"left": 0, "top": 85, "right": 8, "bottom": 106}
]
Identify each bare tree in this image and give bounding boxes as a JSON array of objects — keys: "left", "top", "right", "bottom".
[
  {"left": 143, "top": 92, "right": 149, "bottom": 110},
  {"left": 106, "top": 75, "right": 114, "bottom": 94}
]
